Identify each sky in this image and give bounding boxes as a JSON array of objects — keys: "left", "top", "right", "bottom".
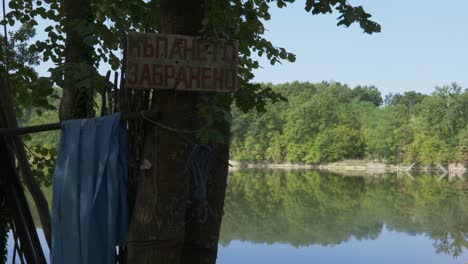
[
  {"left": 252, "top": 0, "right": 468, "bottom": 95},
  {"left": 218, "top": 228, "right": 468, "bottom": 264},
  {"left": 32, "top": 0, "right": 468, "bottom": 96}
]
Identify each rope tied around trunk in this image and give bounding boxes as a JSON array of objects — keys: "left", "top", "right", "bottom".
[
  {"left": 140, "top": 112, "right": 213, "bottom": 224},
  {"left": 187, "top": 144, "right": 213, "bottom": 224}
]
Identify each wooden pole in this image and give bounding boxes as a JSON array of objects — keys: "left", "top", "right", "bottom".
[
  {"left": 126, "top": 1, "right": 205, "bottom": 262},
  {"left": 0, "top": 135, "right": 47, "bottom": 264},
  {"left": 0, "top": 110, "right": 159, "bottom": 136},
  {"left": 0, "top": 78, "right": 53, "bottom": 247},
  {"left": 126, "top": 1, "right": 232, "bottom": 263}
]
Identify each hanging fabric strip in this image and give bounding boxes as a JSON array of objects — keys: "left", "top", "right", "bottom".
[{"left": 51, "top": 113, "right": 128, "bottom": 264}]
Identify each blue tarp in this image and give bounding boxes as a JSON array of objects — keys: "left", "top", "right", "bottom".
[{"left": 51, "top": 113, "right": 128, "bottom": 264}]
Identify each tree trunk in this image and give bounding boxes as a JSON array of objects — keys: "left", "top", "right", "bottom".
[
  {"left": 0, "top": 211, "right": 7, "bottom": 263},
  {"left": 0, "top": 135, "right": 47, "bottom": 264},
  {"left": 181, "top": 129, "right": 230, "bottom": 264},
  {"left": 0, "top": 79, "right": 52, "bottom": 248},
  {"left": 59, "top": 0, "right": 94, "bottom": 120},
  {"left": 126, "top": 0, "right": 231, "bottom": 263}
]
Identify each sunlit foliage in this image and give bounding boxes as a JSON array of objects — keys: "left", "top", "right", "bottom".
[{"left": 231, "top": 82, "right": 468, "bottom": 165}]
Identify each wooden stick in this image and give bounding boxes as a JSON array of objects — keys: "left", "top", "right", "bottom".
[
  {"left": 107, "top": 71, "right": 113, "bottom": 113},
  {"left": 113, "top": 71, "right": 119, "bottom": 113},
  {"left": 0, "top": 136, "right": 47, "bottom": 264},
  {"left": 0, "top": 110, "right": 159, "bottom": 136},
  {"left": 0, "top": 78, "right": 52, "bottom": 248},
  {"left": 101, "top": 70, "right": 111, "bottom": 116}
]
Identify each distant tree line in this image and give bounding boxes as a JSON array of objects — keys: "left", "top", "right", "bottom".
[
  {"left": 20, "top": 81, "right": 468, "bottom": 175},
  {"left": 231, "top": 82, "right": 468, "bottom": 165}
]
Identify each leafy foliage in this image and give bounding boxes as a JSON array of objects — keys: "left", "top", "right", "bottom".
[
  {"left": 0, "top": 23, "right": 56, "bottom": 117},
  {"left": 1, "top": 0, "right": 381, "bottom": 179},
  {"left": 231, "top": 82, "right": 468, "bottom": 165},
  {"left": 5, "top": 0, "right": 380, "bottom": 115},
  {"left": 18, "top": 89, "right": 61, "bottom": 186},
  {"left": 0, "top": 22, "right": 58, "bottom": 187},
  {"left": 204, "top": 0, "right": 380, "bottom": 112},
  {"left": 26, "top": 145, "right": 57, "bottom": 187}
]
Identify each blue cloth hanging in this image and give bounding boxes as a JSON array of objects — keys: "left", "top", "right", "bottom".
[{"left": 51, "top": 113, "right": 128, "bottom": 264}]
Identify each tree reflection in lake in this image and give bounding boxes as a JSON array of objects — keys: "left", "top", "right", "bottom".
[
  {"left": 219, "top": 170, "right": 468, "bottom": 258},
  {"left": 4, "top": 170, "right": 468, "bottom": 263}
]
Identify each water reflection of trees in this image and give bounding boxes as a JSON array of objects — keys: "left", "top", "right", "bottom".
[{"left": 219, "top": 170, "right": 468, "bottom": 257}]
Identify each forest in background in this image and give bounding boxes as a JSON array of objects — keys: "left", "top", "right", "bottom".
[
  {"left": 20, "top": 81, "right": 468, "bottom": 177},
  {"left": 231, "top": 82, "right": 468, "bottom": 165}
]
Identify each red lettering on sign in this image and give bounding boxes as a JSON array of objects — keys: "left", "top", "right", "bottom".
[
  {"left": 169, "top": 38, "right": 184, "bottom": 60},
  {"left": 164, "top": 65, "right": 175, "bottom": 87},
  {"left": 198, "top": 40, "right": 209, "bottom": 61},
  {"left": 143, "top": 37, "right": 154, "bottom": 58},
  {"left": 126, "top": 33, "right": 238, "bottom": 92},
  {"left": 127, "top": 62, "right": 139, "bottom": 85},
  {"left": 183, "top": 38, "right": 197, "bottom": 60},
  {"left": 139, "top": 64, "right": 151, "bottom": 85},
  {"left": 222, "top": 42, "right": 236, "bottom": 63},
  {"left": 175, "top": 66, "right": 188, "bottom": 88},
  {"left": 189, "top": 67, "right": 201, "bottom": 89},
  {"left": 151, "top": 64, "right": 163, "bottom": 86},
  {"left": 213, "top": 68, "right": 224, "bottom": 90},
  {"left": 201, "top": 67, "right": 211, "bottom": 90},
  {"left": 155, "top": 36, "right": 168, "bottom": 59},
  {"left": 226, "top": 69, "right": 237, "bottom": 91},
  {"left": 128, "top": 35, "right": 141, "bottom": 57}
]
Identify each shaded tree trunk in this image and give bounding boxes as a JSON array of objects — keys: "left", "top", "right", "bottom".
[
  {"left": 59, "top": 0, "right": 94, "bottom": 120},
  {"left": 0, "top": 79, "right": 52, "bottom": 248},
  {"left": 126, "top": 0, "right": 231, "bottom": 263},
  {"left": 0, "top": 135, "right": 47, "bottom": 264},
  {"left": 0, "top": 209, "right": 7, "bottom": 263},
  {"left": 181, "top": 130, "right": 230, "bottom": 264}
]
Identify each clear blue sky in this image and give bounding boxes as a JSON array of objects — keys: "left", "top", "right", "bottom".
[{"left": 253, "top": 0, "right": 468, "bottom": 95}]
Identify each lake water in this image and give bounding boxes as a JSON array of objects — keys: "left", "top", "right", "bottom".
[{"left": 5, "top": 170, "right": 468, "bottom": 263}]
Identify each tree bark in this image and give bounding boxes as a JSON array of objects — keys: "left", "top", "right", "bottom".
[
  {"left": 181, "top": 131, "right": 230, "bottom": 264},
  {"left": 127, "top": 0, "right": 231, "bottom": 263},
  {"left": 0, "top": 215, "right": 6, "bottom": 263},
  {"left": 0, "top": 79, "right": 52, "bottom": 248},
  {"left": 59, "top": 0, "right": 94, "bottom": 120},
  {"left": 0, "top": 135, "right": 47, "bottom": 264},
  {"left": 126, "top": 0, "right": 203, "bottom": 260},
  {"left": 0, "top": 140, "right": 9, "bottom": 262}
]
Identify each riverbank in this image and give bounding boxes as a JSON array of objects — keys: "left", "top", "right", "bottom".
[{"left": 229, "top": 160, "right": 467, "bottom": 174}]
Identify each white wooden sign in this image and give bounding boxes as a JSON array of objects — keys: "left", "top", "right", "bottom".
[{"left": 126, "top": 32, "right": 238, "bottom": 92}]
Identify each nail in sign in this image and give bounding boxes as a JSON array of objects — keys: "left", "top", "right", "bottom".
[{"left": 126, "top": 32, "right": 238, "bottom": 92}]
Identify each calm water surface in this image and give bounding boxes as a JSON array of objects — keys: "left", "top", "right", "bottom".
[{"left": 6, "top": 170, "right": 468, "bottom": 263}]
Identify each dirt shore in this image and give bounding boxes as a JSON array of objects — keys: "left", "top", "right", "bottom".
[{"left": 229, "top": 160, "right": 467, "bottom": 174}]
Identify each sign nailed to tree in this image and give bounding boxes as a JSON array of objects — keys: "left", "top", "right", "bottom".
[{"left": 126, "top": 32, "right": 238, "bottom": 92}]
